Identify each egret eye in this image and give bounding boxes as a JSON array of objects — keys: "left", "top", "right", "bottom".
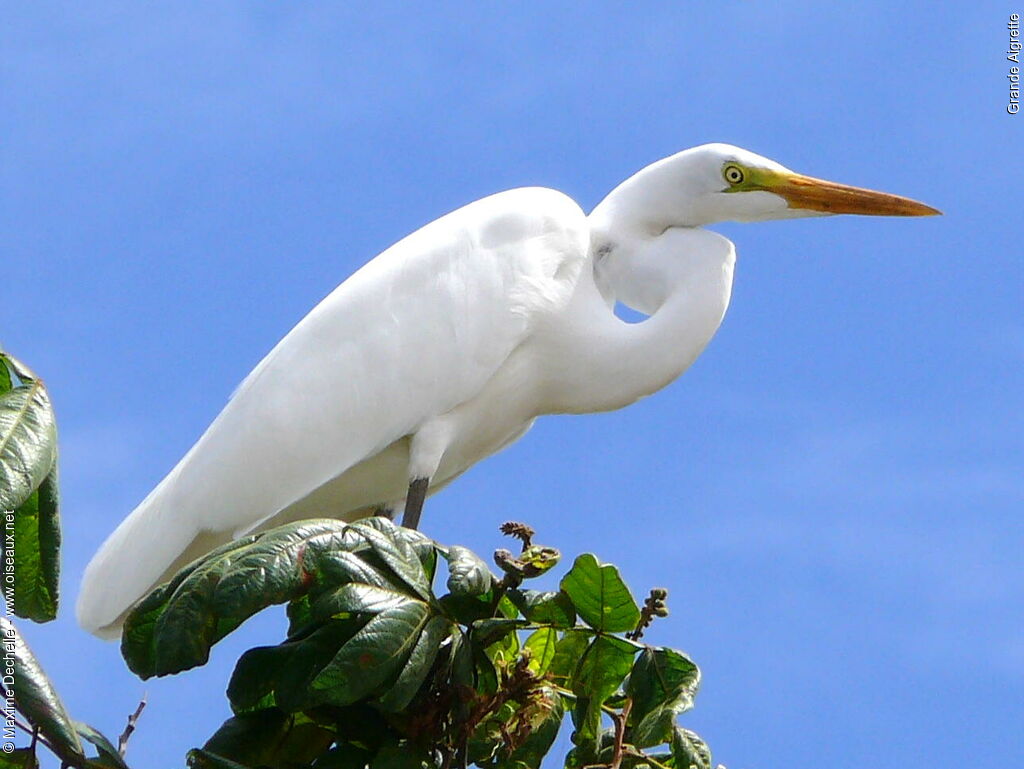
[{"left": 723, "top": 165, "right": 745, "bottom": 185}]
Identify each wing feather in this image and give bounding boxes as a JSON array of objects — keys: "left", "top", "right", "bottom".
[{"left": 77, "top": 186, "right": 589, "bottom": 635}]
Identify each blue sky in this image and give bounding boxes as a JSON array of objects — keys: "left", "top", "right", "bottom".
[{"left": 3, "top": 2, "right": 1021, "bottom": 767}]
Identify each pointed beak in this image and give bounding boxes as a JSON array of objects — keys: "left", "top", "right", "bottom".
[{"left": 767, "top": 172, "right": 942, "bottom": 217}]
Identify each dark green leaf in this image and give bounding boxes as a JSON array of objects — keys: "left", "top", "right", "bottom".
[
  {"left": 0, "top": 617, "right": 85, "bottom": 765},
  {"left": 74, "top": 722, "right": 130, "bottom": 769},
  {"left": 670, "top": 726, "right": 712, "bottom": 769},
  {"left": 228, "top": 617, "right": 367, "bottom": 713},
  {"left": 523, "top": 627, "right": 558, "bottom": 675},
  {"left": 122, "top": 519, "right": 424, "bottom": 678},
  {"left": 312, "top": 600, "right": 431, "bottom": 705},
  {"left": 375, "top": 615, "right": 451, "bottom": 711},
  {"left": 187, "top": 749, "right": 255, "bottom": 769},
  {"left": 0, "top": 355, "right": 56, "bottom": 513},
  {"left": 627, "top": 648, "right": 701, "bottom": 748},
  {"left": 197, "top": 709, "right": 335, "bottom": 768},
  {"left": 312, "top": 582, "right": 418, "bottom": 619},
  {"left": 444, "top": 545, "right": 495, "bottom": 598},
  {"left": 311, "top": 745, "right": 374, "bottom": 768},
  {"left": 349, "top": 518, "right": 430, "bottom": 600},
  {"left": 560, "top": 554, "right": 640, "bottom": 633},
  {"left": 371, "top": 743, "right": 437, "bottom": 769},
  {"left": 0, "top": 749, "right": 39, "bottom": 768},
  {"left": 437, "top": 592, "right": 497, "bottom": 625},
  {"left": 7, "top": 462, "right": 60, "bottom": 622},
  {"left": 470, "top": 617, "right": 527, "bottom": 650},
  {"left": 508, "top": 589, "right": 575, "bottom": 628},
  {"left": 571, "top": 635, "right": 637, "bottom": 745}
]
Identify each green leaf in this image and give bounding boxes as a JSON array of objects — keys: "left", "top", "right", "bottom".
[
  {"left": 122, "top": 519, "right": 427, "bottom": 678},
  {"left": 311, "top": 745, "right": 374, "bottom": 768},
  {"left": 312, "top": 600, "right": 432, "bottom": 705},
  {"left": 508, "top": 589, "right": 576, "bottom": 628},
  {"left": 470, "top": 617, "right": 527, "bottom": 650},
  {"left": 312, "top": 581, "right": 419, "bottom": 619},
  {"left": 0, "top": 355, "right": 56, "bottom": 513},
  {"left": 371, "top": 743, "right": 437, "bottom": 769},
  {"left": 6, "top": 462, "right": 60, "bottom": 622},
  {"left": 187, "top": 749, "right": 255, "bottom": 769},
  {"left": 0, "top": 354, "right": 60, "bottom": 624},
  {"left": 670, "top": 726, "right": 713, "bottom": 769},
  {"left": 523, "top": 627, "right": 558, "bottom": 675},
  {"left": 0, "top": 357, "right": 12, "bottom": 395},
  {"left": 491, "top": 687, "right": 564, "bottom": 769},
  {"left": 0, "top": 749, "right": 39, "bottom": 768},
  {"left": 349, "top": 518, "right": 431, "bottom": 600},
  {"left": 547, "top": 629, "right": 592, "bottom": 685},
  {"left": 560, "top": 554, "right": 640, "bottom": 633},
  {"left": 444, "top": 545, "right": 495, "bottom": 598},
  {"left": 571, "top": 635, "right": 637, "bottom": 745},
  {"left": 196, "top": 709, "right": 335, "bottom": 768},
  {"left": 228, "top": 617, "right": 367, "bottom": 714},
  {"left": 375, "top": 615, "right": 451, "bottom": 711},
  {"left": 74, "top": 721, "right": 130, "bottom": 769},
  {"left": 0, "top": 617, "right": 85, "bottom": 765},
  {"left": 627, "top": 648, "right": 701, "bottom": 748}
]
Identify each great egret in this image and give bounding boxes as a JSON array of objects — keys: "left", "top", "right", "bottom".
[{"left": 77, "top": 144, "right": 938, "bottom": 638}]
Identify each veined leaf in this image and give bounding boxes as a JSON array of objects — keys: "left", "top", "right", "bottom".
[
  {"left": 0, "top": 617, "right": 85, "bottom": 765},
  {"left": 312, "top": 600, "right": 432, "bottom": 705},
  {"left": 122, "top": 519, "right": 432, "bottom": 678},
  {"left": 627, "top": 647, "right": 701, "bottom": 748},
  {"left": 7, "top": 461, "right": 60, "bottom": 622},
  {"left": 194, "top": 709, "right": 335, "bottom": 768},
  {"left": 508, "top": 589, "right": 575, "bottom": 628},
  {"left": 375, "top": 615, "right": 451, "bottom": 712},
  {"left": 560, "top": 554, "right": 640, "bottom": 633},
  {"left": 571, "top": 635, "right": 637, "bottom": 745},
  {"left": 547, "top": 629, "right": 592, "bottom": 686},
  {"left": 671, "top": 726, "right": 713, "bottom": 769},
  {"left": 227, "top": 617, "right": 367, "bottom": 714},
  {"left": 0, "top": 354, "right": 60, "bottom": 623},
  {"left": 445, "top": 545, "right": 495, "bottom": 598},
  {"left": 0, "top": 355, "right": 56, "bottom": 513},
  {"left": 523, "top": 627, "right": 558, "bottom": 675},
  {"left": 349, "top": 518, "right": 431, "bottom": 600}
]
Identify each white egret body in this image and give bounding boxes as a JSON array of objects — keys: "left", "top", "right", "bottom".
[{"left": 78, "top": 144, "right": 937, "bottom": 637}]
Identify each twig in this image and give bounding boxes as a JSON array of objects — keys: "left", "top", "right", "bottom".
[
  {"left": 608, "top": 698, "right": 632, "bottom": 769},
  {"left": 11, "top": 717, "right": 60, "bottom": 758},
  {"left": 118, "top": 696, "right": 147, "bottom": 758},
  {"left": 622, "top": 748, "right": 674, "bottom": 769}
]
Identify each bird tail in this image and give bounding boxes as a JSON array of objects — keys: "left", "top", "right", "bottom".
[{"left": 76, "top": 480, "right": 217, "bottom": 639}]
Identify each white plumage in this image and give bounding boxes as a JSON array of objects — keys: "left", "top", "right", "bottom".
[{"left": 78, "top": 144, "right": 937, "bottom": 637}]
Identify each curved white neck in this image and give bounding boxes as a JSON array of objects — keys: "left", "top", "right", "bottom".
[{"left": 540, "top": 224, "right": 736, "bottom": 414}]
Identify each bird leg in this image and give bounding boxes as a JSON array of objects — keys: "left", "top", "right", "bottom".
[{"left": 401, "top": 477, "right": 430, "bottom": 530}]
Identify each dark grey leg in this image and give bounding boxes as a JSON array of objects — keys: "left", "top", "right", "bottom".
[{"left": 401, "top": 477, "right": 429, "bottom": 530}]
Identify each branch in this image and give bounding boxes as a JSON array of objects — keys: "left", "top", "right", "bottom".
[{"left": 118, "top": 696, "right": 147, "bottom": 758}]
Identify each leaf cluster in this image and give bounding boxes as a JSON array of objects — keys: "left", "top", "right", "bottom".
[
  {"left": 120, "top": 517, "right": 725, "bottom": 769},
  {"left": 0, "top": 352, "right": 132, "bottom": 768}
]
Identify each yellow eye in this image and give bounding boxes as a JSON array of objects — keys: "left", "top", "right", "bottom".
[{"left": 723, "top": 165, "right": 745, "bottom": 185}]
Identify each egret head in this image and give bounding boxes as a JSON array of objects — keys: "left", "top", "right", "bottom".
[{"left": 593, "top": 143, "right": 940, "bottom": 231}]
